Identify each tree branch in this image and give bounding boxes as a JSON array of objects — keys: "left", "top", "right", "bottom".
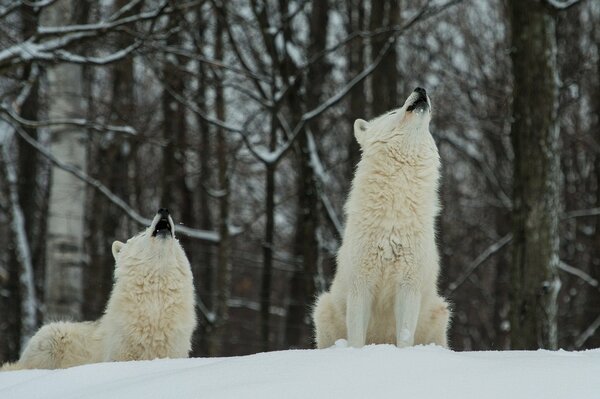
[
  {"left": 544, "top": 0, "right": 584, "bottom": 11},
  {"left": 446, "top": 234, "right": 513, "bottom": 295},
  {"left": 10, "top": 123, "right": 228, "bottom": 243}
]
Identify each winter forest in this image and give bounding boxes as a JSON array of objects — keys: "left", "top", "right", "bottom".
[{"left": 0, "top": 0, "right": 599, "bottom": 365}]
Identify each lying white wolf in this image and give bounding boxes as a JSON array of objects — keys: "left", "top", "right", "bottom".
[
  {"left": 2, "top": 209, "right": 196, "bottom": 370},
  {"left": 313, "top": 88, "right": 451, "bottom": 349}
]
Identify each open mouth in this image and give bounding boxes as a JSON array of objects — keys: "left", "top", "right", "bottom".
[
  {"left": 407, "top": 96, "right": 429, "bottom": 112},
  {"left": 152, "top": 218, "right": 172, "bottom": 237}
]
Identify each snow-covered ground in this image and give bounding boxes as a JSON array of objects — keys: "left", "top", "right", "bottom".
[{"left": 1, "top": 342, "right": 599, "bottom": 399}]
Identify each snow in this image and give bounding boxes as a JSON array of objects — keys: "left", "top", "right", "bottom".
[{"left": 2, "top": 344, "right": 599, "bottom": 399}]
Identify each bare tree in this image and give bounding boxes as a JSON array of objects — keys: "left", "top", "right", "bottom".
[
  {"left": 208, "top": 10, "right": 231, "bottom": 356},
  {"left": 42, "top": 0, "right": 89, "bottom": 322},
  {"left": 508, "top": 0, "right": 562, "bottom": 349}
]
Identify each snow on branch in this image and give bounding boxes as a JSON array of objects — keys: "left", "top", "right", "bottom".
[
  {"left": 557, "top": 261, "right": 598, "bottom": 287},
  {"left": 0, "top": 103, "right": 136, "bottom": 135},
  {"left": 0, "top": 0, "right": 57, "bottom": 19},
  {"left": 0, "top": 69, "right": 41, "bottom": 346},
  {"left": 1, "top": 129, "right": 38, "bottom": 346},
  {"left": 0, "top": 32, "right": 95, "bottom": 68},
  {"left": 0, "top": 1, "right": 202, "bottom": 69},
  {"left": 561, "top": 207, "right": 600, "bottom": 219},
  {"left": 108, "top": 0, "right": 145, "bottom": 21},
  {"left": 36, "top": 0, "right": 172, "bottom": 35},
  {"left": 576, "top": 314, "right": 600, "bottom": 348},
  {"left": 544, "top": 0, "right": 584, "bottom": 11},
  {"left": 0, "top": 37, "right": 140, "bottom": 69},
  {"left": 52, "top": 41, "right": 141, "bottom": 65}
]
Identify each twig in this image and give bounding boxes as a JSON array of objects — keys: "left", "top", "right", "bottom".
[
  {"left": 557, "top": 261, "right": 598, "bottom": 287},
  {"left": 446, "top": 233, "right": 512, "bottom": 295},
  {"left": 576, "top": 314, "right": 600, "bottom": 348},
  {"left": 0, "top": 103, "right": 136, "bottom": 135}
]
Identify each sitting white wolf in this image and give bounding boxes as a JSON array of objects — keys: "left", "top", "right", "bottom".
[
  {"left": 313, "top": 88, "right": 450, "bottom": 349},
  {"left": 2, "top": 209, "right": 196, "bottom": 370}
]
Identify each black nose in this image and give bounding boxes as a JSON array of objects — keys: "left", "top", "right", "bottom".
[
  {"left": 158, "top": 208, "right": 169, "bottom": 218},
  {"left": 414, "top": 87, "right": 426, "bottom": 96}
]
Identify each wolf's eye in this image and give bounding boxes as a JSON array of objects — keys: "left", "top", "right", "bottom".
[{"left": 389, "top": 111, "right": 397, "bottom": 115}]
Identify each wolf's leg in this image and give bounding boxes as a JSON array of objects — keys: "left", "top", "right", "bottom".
[
  {"left": 426, "top": 297, "right": 451, "bottom": 348},
  {"left": 346, "top": 283, "right": 373, "bottom": 348},
  {"left": 394, "top": 285, "right": 421, "bottom": 348},
  {"left": 313, "top": 292, "right": 345, "bottom": 348}
]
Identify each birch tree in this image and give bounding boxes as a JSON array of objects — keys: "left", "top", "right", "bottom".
[{"left": 41, "top": 0, "right": 88, "bottom": 322}]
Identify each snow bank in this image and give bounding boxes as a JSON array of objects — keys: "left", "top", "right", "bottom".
[{"left": 1, "top": 343, "right": 599, "bottom": 399}]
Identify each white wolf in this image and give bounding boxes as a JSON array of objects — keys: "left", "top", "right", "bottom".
[
  {"left": 313, "top": 88, "right": 450, "bottom": 349},
  {"left": 2, "top": 209, "right": 196, "bottom": 370}
]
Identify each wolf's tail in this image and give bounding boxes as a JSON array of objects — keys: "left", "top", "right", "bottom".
[{"left": 1, "top": 362, "right": 24, "bottom": 371}]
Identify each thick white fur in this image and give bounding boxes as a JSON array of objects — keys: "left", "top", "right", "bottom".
[
  {"left": 2, "top": 214, "right": 196, "bottom": 370},
  {"left": 313, "top": 91, "right": 451, "bottom": 349}
]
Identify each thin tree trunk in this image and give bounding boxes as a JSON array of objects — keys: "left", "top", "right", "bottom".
[
  {"left": 370, "top": 0, "right": 400, "bottom": 116},
  {"left": 2, "top": 4, "right": 43, "bottom": 361},
  {"left": 286, "top": 0, "right": 329, "bottom": 349},
  {"left": 208, "top": 13, "right": 231, "bottom": 356},
  {"left": 346, "top": 0, "right": 366, "bottom": 179},
  {"left": 194, "top": 9, "right": 214, "bottom": 357},
  {"left": 508, "top": 0, "right": 561, "bottom": 350},
  {"left": 1, "top": 126, "right": 38, "bottom": 351},
  {"left": 161, "top": 15, "right": 188, "bottom": 212},
  {"left": 586, "top": 30, "right": 600, "bottom": 348},
  {"left": 260, "top": 113, "right": 277, "bottom": 352},
  {"left": 83, "top": 0, "right": 136, "bottom": 320},
  {"left": 41, "top": 0, "right": 88, "bottom": 322}
]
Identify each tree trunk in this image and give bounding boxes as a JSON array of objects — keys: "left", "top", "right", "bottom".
[
  {"left": 1, "top": 3, "right": 44, "bottom": 361},
  {"left": 41, "top": 0, "right": 88, "bottom": 322},
  {"left": 194, "top": 9, "right": 214, "bottom": 357},
  {"left": 508, "top": 0, "right": 561, "bottom": 350},
  {"left": 260, "top": 113, "right": 277, "bottom": 352},
  {"left": 286, "top": 0, "right": 329, "bottom": 349},
  {"left": 370, "top": 0, "right": 400, "bottom": 116},
  {"left": 83, "top": 0, "right": 136, "bottom": 321},
  {"left": 346, "top": 0, "right": 366, "bottom": 179},
  {"left": 586, "top": 29, "right": 600, "bottom": 348},
  {"left": 207, "top": 13, "right": 231, "bottom": 356}
]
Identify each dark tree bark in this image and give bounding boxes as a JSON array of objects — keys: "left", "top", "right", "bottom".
[
  {"left": 346, "top": 0, "right": 366, "bottom": 179},
  {"left": 161, "top": 13, "right": 191, "bottom": 221},
  {"left": 83, "top": 0, "right": 137, "bottom": 321},
  {"left": 2, "top": 3, "right": 44, "bottom": 362},
  {"left": 260, "top": 113, "right": 278, "bottom": 352},
  {"left": 193, "top": 9, "right": 214, "bottom": 357},
  {"left": 586, "top": 27, "right": 600, "bottom": 348},
  {"left": 370, "top": 0, "right": 400, "bottom": 116},
  {"left": 508, "top": 0, "right": 561, "bottom": 350},
  {"left": 207, "top": 13, "right": 231, "bottom": 356},
  {"left": 286, "top": 0, "right": 330, "bottom": 349}
]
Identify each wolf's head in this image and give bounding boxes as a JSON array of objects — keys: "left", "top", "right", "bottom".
[
  {"left": 111, "top": 208, "right": 186, "bottom": 269},
  {"left": 353, "top": 87, "right": 438, "bottom": 166}
]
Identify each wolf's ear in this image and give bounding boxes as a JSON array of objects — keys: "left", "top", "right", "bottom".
[
  {"left": 112, "top": 241, "right": 124, "bottom": 260},
  {"left": 354, "top": 119, "right": 369, "bottom": 147}
]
